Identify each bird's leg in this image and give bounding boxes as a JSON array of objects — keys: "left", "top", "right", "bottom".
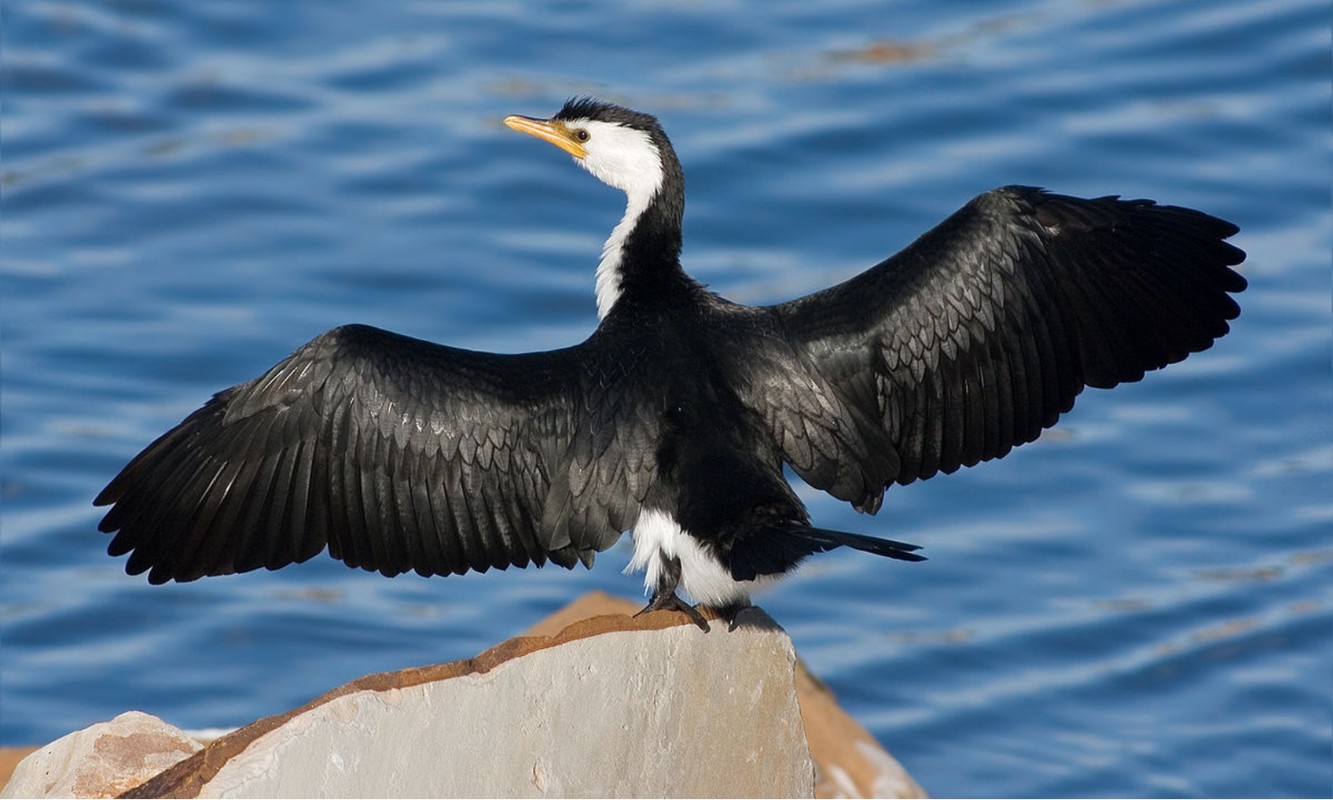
[{"left": 634, "top": 553, "right": 710, "bottom": 631}]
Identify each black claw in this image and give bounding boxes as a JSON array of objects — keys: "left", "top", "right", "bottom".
[
  {"left": 715, "top": 599, "right": 752, "bottom": 631},
  {"left": 636, "top": 591, "right": 711, "bottom": 631}
]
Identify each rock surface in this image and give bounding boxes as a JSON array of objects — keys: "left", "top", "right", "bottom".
[
  {"left": 2, "top": 593, "right": 925, "bottom": 798},
  {"left": 527, "top": 593, "right": 926, "bottom": 799},
  {"left": 0, "top": 711, "right": 202, "bottom": 799},
  {"left": 129, "top": 602, "right": 810, "bottom": 798}
]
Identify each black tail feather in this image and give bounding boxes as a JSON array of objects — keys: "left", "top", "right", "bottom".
[
  {"left": 814, "top": 527, "right": 926, "bottom": 561},
  {"left": 728, "top": 523, "right": 925, "bottom": 581}
]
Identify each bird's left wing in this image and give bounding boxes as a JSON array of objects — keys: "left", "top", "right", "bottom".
[
  {"left": 96, "top": 324, "right": 614, "bottom": 583},
  {"left": 747, "top": 186, "right": 1245, "bottom": 513}
]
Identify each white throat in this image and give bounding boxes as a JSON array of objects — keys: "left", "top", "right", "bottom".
[
  {"left": 567, "top": 119, "right": 666, "bottom": 319},
  {"left": 595, "top": 190, "right": 654, "bottom": 319}
]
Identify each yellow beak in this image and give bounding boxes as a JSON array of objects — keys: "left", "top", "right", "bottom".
[{"left": 503, "top": 115, "right": 587, "bottom": 159}]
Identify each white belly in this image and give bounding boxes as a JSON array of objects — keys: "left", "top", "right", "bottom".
[{"left": 625, "top": 508, "right": 779, "bottom": 607}]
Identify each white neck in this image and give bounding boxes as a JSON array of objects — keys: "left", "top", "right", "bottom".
[
  {"left": 595, "top": 191, "right": 652, "bottom": 319},
  {"left": 567, "top": 119, "right": 666, "bottom": 319}
]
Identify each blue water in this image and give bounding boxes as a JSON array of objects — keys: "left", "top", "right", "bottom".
[{"left": 3, "top": 1, "right": 1328, "bottom": 796}]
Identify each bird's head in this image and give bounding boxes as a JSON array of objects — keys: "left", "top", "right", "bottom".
[
  {"left": 504, "top": 98, "right": 687, "bottom": 319},
  {"left": 504, "top": 98, "right": 675, "bottom": 202}
]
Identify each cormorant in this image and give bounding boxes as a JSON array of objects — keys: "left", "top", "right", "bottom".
[{"left": 96, "top": 98, "right": 1246, "bottom": 630}]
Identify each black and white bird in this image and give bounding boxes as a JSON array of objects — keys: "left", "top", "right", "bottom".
[{"left": 96, "top": 98, "right": 1246, "bottom": 630}]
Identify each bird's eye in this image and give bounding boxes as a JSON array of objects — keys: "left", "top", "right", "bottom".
[{"left": 574, "top": 129, "right": 590, "bottom": 142}]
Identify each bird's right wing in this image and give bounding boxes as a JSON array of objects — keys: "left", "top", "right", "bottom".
[
  {"left": 759, "top": 186, "right": 1246, "bottom": 512},
  {"left": 96, "top": 324, "right": 641, "bottom": 584}
]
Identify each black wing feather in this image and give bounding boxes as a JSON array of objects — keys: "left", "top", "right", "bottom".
[
  {"left": 766, "top": 186, "right": 1245, "bottom": 509},
  {"left": 96, "top": 323, "right": 645, "bottom": 583}
]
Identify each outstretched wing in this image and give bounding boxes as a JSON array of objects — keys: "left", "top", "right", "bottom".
[
  {"left": 96, "top": 324, "right": 627, "bottom": 584},
  {"left": 762, "top": 185, "right": 1246, "bottom": 512}
]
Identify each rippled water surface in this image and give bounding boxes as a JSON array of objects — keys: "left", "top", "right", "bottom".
[{"left": 4, "top": 1, "right": 1329, "bottom": 797}]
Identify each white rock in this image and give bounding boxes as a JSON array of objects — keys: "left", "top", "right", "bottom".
[
  {"left": 1, "top": 710, "right": 201, "bottom": 799},
  {"left": 7, "top": 598, "right": 925, "bottom": 799},
  {"left": 185, "top": 609, "right": 812, "bottom": 798}
]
